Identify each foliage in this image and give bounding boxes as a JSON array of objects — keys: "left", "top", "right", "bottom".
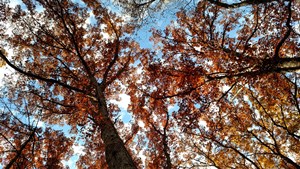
[
  {"left": 0, "top": 93, "right": 73, "bottom": 169},
  {"left": 0, "top": 0, "right": 299, "bottom": 168}
]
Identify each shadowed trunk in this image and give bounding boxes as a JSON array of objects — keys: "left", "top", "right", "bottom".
[
  {"left": 100, "top": 117, "right": 137, "bottom": 169},
  {"left": 93, "top": 87, "right": 137, "bottom": 169}
]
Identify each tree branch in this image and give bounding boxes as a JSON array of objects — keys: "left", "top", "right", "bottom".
[
  {"left": 207, "top": 0, "right": 277, "bottom": 8},
  {"left": 5, "top": 127, "right": 37, "bottom": 169},
  {"left": 273, "top": 0, "right": 292, "bottom": 59},
  {"left": 0, "top": 51, "right": 85, "bottom": 94}
]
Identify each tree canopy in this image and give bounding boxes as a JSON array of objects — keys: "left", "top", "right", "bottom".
[{"left": 0, "top": 0, "right": 299, "bottom": 168}]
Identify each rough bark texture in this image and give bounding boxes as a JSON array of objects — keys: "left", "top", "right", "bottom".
[
  {"left": 95, "top": 87, "right": 137, "bottom": 169},
  {"left": 100, "top": 118, "right": 137, "bottom": 169}
]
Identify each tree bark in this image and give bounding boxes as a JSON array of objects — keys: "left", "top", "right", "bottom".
[
  {"left": 93, "top": 87, "right": 137, "bottom": 169},
  {"left": 99, "top": 117, "right": 137, "bottom": 169},
  {"left": 207, "top": 0, "right": 277, "bottom": 8}
]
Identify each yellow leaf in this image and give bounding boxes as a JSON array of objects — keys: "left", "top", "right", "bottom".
[{"left": 0, "top": 59, "right": 5, "bottom": 68}]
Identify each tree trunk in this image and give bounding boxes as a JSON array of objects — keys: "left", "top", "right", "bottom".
[
  {"left": 93, "top": 89, "right": 137, "bottom": 169},
  {"left": 99, "top": 117, "right": 137, "bottom": 169}
]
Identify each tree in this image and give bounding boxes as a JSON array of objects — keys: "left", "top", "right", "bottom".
[
  {"left": 0, "top": 0, "right": 299, "bottom": 168},
  {"left": 134, "top": 0, "right": 300, "bottom": 168},
  {"left": 0, "top": 0, "right": 141, "bottom": 168},
  {"left": 112, "top": 0, "right": 197, "bottom": 26},
  {"left": 0, "top": 91, "right": 73, "bottom": 168},
  {"left": 113, "top": 0, "right": 168, "bottom": 20}
]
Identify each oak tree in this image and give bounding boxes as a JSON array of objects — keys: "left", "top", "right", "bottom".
[
  {"left": 0, "top": 0, "right": 299, "bottom": 168},
  {"left": 134, "top": 0, "right": 300, "bottom": 168},
  {"left": 0, "top": 90, "right": 73, "bottom": 168},
  {"left": 0, "top": 0, "right": 141, "bottom": 168}
]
